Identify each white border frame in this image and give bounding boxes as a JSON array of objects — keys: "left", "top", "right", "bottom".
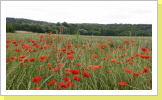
[{"left": 1, "top": 1, "right": 158, "bottom": 96}]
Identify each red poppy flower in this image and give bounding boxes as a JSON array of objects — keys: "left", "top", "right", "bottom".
[
  {"left": 73, "top": 76, "right": 81, "bottom": 82},
  {"left": 135, "top": 53, "right": 141, "bottom": 56},
  {"left": 76, "top": 63, "right": 81, "bottom": 66},
  {"left": 140, "top": 55, "right": 150, "bottom": 58},
  {"left": 52, "top": 68, "right": 58, "bottom": 72},
  {"left": 88, "top": 65, "right": 93, "bottom": 68},
  {"left": 49, "top": 41, "right": 54, "bottom": 43},
  {"left": 106, "top": 70, "right": 110, "bottom": 73},
  {"left": 32, "top": 76, "right": 43, "bottom": 84},
  {"left": 82, "top": 72, "right": 91, "bottom": 77},
  {"left": 92, "top": 54, "right": 98, "bottom": 58},
  {"left": 41, "top": 45, "right": 49, "bottom": 49},
  {"left": 133, "top": 72, "right": 139, "bottom": 76},
  {"left": 6, "top": 40, "right": 10, "bottom": 43},
  {"left": 28, "top": 40, "right": 31, "bottom": 43},
  {"left": 10, "top": 56, "right": 16, "bottom": 60},
  {"left": 67, "top": 55, "right": 74, "bottom": 59},
  {"left": 131, "top": 40, "right": 135, "bottom": 42},
  {"left": 53, "top": 51, "right": 57, "bottom": 53},
  {"left": 19, "top": 58, "right": 28, "bottom": 62},
  {"left": 6, "top": 45, "right": 10, "bottom": 48},
  {"left": 63, "top": 77, "right": 71, "bottom": 82},
  {"left": 15, "top": 44, "right": 18, "bottom": 46},
  {"left": 102, "top": 57, "right": 107, "bottom": 61},
  {"left": 33, "top": 43, "right": 37, "bottom": 46},
  {"left": 70, "top": 69, "right": 80, "bottom": 75},
  {"left": 138, "top": 72, "right": 143, "bottom": 74},
  {"left": 110, "top": 59, "right": 116, "bottom": 62},
  {"left": 28, "top": 58, "right": 35, "bottom": 62},
  {"left": 56, "top": 66, "right": 63, "bottom": 69},
  {"left": 123, "top": 40, "right": 129, "bottom": 44},
  {"left": 31, "top": 40, "right": 35, "bottom": 43},
  {"left": 71, "top": 50, "right": 75, "bottom": 53},
  {"left": 116, "top": 61, "right": 121, "bottom": 64},
  {"left": 64, "top": 68, "right": 71, "bottom": 71},
  {"left": 92, "top": 66, "right": 100, "bottom": 69},
  {"left": 40, "top": 35, "right": 44, "bottom": 39},
  {"left": 44, "top": 55, "right": 49, "bottom": 59},
  {"left": 61, "top": 48, "right": 67, "bottom": 52},
  {"left": 107, "top": 55, "right": 111, "bottom": 58},
  {"left": 32, "top": 49, "right": 37, "bottom": 52},
  {"left": 15, "top": 49, "right": 21, "bottom": 52},
  {"left": 32, "top": 87, "right": 42, "bottom": 90},
  {"left": 124, "top": 69, "right": 133, "bottom": 73},
  {"left": 60, "top": 29, "right": 63, "bottom": 31},
  {"left": 99, "top": 65, "right": 103, "bottom": 68},
  {"left": 20, "top": 55, "right": 26, "bottom": 58},
  {"left": 12, "top": 41, "right": 17, "bottom": 44},
  {"left": 58, "top": 82, "right": 68, "bottom": 88},
  {"left": 48, "top": 80, "right": 56, "bottom": 86},
  {"left": 68, "top": 82, "right": 74, "bottom": 87},
  {"left": 64, "top": 72, "right": 71, "bottom": 75},
  {"left": 48, "top": 32, "right": 52, "bottom": 35},
  {"left": 143, "top": 67, "right": 149, "bottom": 73},
  {"left": 129, "top": 62, "right": 134, "bottom": 64},
  {"left": 39, "top": 56, "right": 46, "bottom": 60},
  {"left": 66, "top": 45, "right": 71, "bottom": 49},
  {"left": 141, "top": 47, "right": 147, "bottom": 51},
  {"left": 6, "top": 58, "right": 10, "bottom": 62},
  {"left": 118, "top": 82, "right": 128, "bottom": 86},
  {"left": 126, "top": 58, "right": 132, "bottom": 61},
  {"left": 102, "top": 45, "right": 107, "bottom": 48}
]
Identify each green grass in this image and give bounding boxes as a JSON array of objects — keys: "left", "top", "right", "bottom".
[{"left": 6, "top": 32, "right": 152, "bottom": 90}]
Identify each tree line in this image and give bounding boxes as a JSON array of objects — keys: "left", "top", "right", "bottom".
[{"left": 6, "top": 17, "right": 152, "bottom": 36}]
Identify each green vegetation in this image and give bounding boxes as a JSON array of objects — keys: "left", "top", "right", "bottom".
[
  {"left": 6, "top": 32, "right": 152, "bottom": 90},
  {"left": 6, "top": 17, "right": 152, "bottom": 36},
  {"left": 6, "top": 23, "right": 15, "bottom": 33}
]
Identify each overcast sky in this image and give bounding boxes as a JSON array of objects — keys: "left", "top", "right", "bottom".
[{"left": 5, "top": 1, "right": 156, "bottom": 24}]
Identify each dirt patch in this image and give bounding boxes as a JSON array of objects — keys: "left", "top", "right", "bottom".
[{"left": 16, "top": 31, "right": 34, "bottom": 33}]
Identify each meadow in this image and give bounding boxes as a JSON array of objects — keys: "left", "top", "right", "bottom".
[{"left": 6, "top": 32, "right": 152, "bottom": 90}]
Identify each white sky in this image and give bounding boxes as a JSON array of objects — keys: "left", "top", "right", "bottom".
[{"left": 5, "top": 1, "right": 156, "bottom": 24}]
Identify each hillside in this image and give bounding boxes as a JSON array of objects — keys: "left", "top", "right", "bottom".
[{"left": 6, "top": 17, "right": 152, "bottom": 36}]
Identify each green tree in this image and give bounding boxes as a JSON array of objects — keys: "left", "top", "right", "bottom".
[
  {"left": 62, "top": 22, "right": 69, "bottom": 27},
  {"left": 6, "top": 23, "right": 15, "bottom": 33}
]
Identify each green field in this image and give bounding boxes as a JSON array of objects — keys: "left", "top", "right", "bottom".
[{"left": 6, "top": 32, "right": 152, "bottom": 90}]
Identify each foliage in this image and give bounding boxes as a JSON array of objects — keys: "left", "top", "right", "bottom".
[
  {"left": 6, "top": 23, "right": 15, "bottom": 33},
  {"left": 6, "top": 33, "right": 152, "bottom": 90},
  {"left": 6, "top": 17, "right": 152, "bottom": 36}
]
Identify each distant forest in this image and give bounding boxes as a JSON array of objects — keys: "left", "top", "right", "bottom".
[{"left": 6, "top": 17, "right": 152, "bottom": 36}]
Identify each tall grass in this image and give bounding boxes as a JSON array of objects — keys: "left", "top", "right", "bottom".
[{"left": 6, "top": 33, "right": 152, "bottom": 90}]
